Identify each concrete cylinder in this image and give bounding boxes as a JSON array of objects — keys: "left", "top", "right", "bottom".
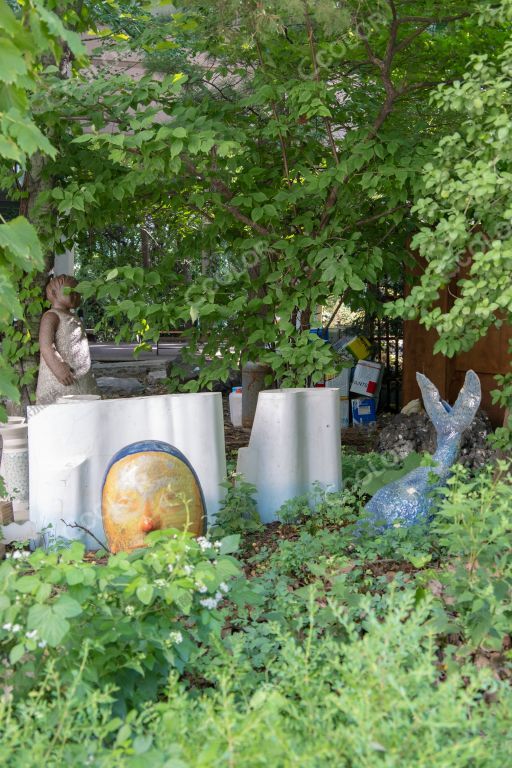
[
  {"left": 241, "top": 362, "right": 273, "bottom": 428},
  {"left": 0, "top": 420, "right": 29, "bottom": 518}
]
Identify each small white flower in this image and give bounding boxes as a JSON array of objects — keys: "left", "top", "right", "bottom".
[
  {"left": 2, "top": 623, "right": 12, "bottom": 632},
  {"left": 26, "top": 630, "right": 38, "bottom": 640},
  {"left": 195, "top": 581, "right": 208, "bottom": 593},
  {"left": 167, "top": 564, "right": 174, "bottom": 573},
  {"left": 393, "top": 523, "right": 401, "bottom": 528},
  {"left": 199, "top": 597, "right": 220, "bottom": 610},
  {"left": 214, "top": 541, "right": 222, "bottom": 550},
  {"left": 169, "top": 630, "right": 183, "bottom": 644},
  {"left": 197, "top": 537, "right": 212, "bottom": 551},
  {"left": 125, "top": 605, "right": 135, "bottom": 616},
  {"left": 11, "top": 625, "right": 21, "bottom": 633},
  {"left": 183, "top": 564, "right": 194, "bottom": 575},
  {"left": 154, "top": 579, "right": 166, "bottom": 588},
  {"left": 214, "top": 591, "right": 223, "bottom": 602},
  {"left": 38, "top": 640, "right": 47, "bottom": 649},
  {"left": 219, "top": 582, "right": 229, "bottom": 594}
]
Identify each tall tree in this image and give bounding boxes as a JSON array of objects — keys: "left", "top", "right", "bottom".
[
  {"left": 392, "top": 0, "right": 512, "bottom": 431},
  {"left": 12, "top": 1, "right": 510, "bottom": 388}
]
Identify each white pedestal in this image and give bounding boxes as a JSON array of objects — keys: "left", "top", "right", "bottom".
[
  {"left": 237, "top": 388, "right": 342, "bottom": 523},
  {"left": 28, "top": 393, "right": 226, "bottom": 548},
  {"left": 0, "top": 421, "right": 29, "bottom": 517}
]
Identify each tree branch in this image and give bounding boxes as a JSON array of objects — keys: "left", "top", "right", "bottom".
[
  {"left": 353, "top": 203, "right": 411, "bottom": 229},
  {"left": 184, "top": 159, "right": 271, "bottom": 236},
  {"left": 61, "top": 519, "right": 110, "bottom": 553},
  {"left": 394, "top": 23, "right": 431, "bottom": 56},
  {"left": 254, "top": 37, "right": 292, "bottom": 185},
  {"left": 401, "top": 79, "right": 455, "bottom": 94},
  {"left": 304, "top": 5, "right": 339, "bottom": 165},
  {"left": 325, "top": 291, "right": 348, "bottom": 330},
  {"left": 397, "top": 13, "right": 470, "bottom": 24},
  {"left": 316, "top": 11, "right": 403, "bottom": 232}
]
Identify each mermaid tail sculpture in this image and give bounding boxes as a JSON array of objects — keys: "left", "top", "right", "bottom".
[{"left": 363, "top": 370, "right": 481, "bottom": 528}]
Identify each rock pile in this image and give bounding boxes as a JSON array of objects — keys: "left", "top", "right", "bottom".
[{"left": 376, "top": 410, "right": 497, "bottom": 470}]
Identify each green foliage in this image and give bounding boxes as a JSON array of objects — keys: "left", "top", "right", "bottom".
[
  {"left": 1, "top": 592, "right": 511, "bottom": 767},
  {"left": 429, "top": 461, "right": 512, "bottom": 651},
  {"left": 390, "top": 1, "right": 512, "bottom": 419},
  {"left": 1, "top": 455, "right": 512, "bottom": 762},
  {"left": 0, "top": 530, "right": 241, "bottom": 710},
  {"left": 18, "top": 0, "right": 504, "bottom": 388},
  {"left": 211, "top": 476, "right": 263, "bottom": 537},
  {"left": 0, "top": 0, "right": 81, "bottom": 402}
]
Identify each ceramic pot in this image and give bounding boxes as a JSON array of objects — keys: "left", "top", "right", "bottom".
[{"left": 0, "top": 421, "right": 29, "bottom": 517}]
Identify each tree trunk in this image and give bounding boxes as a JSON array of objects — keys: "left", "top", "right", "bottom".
[{"left": 141, "top": 224, "right": 151, "bottom": 269}]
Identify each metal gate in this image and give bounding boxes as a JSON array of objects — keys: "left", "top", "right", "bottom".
[{"left": 366, "top": 287, "right": 404, "bottom": 413}]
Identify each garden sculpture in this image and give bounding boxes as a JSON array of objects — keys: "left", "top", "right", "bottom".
[
  {"left": 364, "top": 370, "right": 481, "bottom": 528},
  {"left": 36, "top": 274, "right": 99, "bottom": 404},
  {"left": 102, "top": 440, "right": 206, "bottom": 553}
]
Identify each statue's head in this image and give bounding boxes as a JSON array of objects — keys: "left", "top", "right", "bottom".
[
  {"left": 101, "top": 440, "right": 206, "bottom": 553},
  {"left": 46, "top": 274, "right": 80, "bottom": 309}
]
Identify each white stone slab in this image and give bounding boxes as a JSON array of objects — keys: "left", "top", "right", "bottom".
[
  {"left": 237, "top": 388, "right": 342, "bottom": 523},
  {"left": 28, "top": 393, "right": 226, "bottom": 548}
]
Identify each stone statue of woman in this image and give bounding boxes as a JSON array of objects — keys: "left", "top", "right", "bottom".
[{"left": 35, "top": 275, "right": 99, "bottom": 405}]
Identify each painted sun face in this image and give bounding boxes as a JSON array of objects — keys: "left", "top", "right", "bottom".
[{"left": 102, "top": 445, "right": 205, "bottom": 553}]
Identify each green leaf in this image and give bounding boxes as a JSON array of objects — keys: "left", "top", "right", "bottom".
[
  {"left": 136, "top": 583, "right": 154, "bottom": 605},
  {"left": 348, "top": 275, "right": 365, "bottom": 291},
  {"left": 145, "top": 272, "right": 161, "bottom": 286},
  {"left": 0, "top": 2, "right": 20, "bottom": 37},
  {"left": 53, "top": 594, "right": 82, "bottom": 619},
  {"left": 0, "top": 40, "right": 28, "bottom": 84},
  {"left": 9, "top": 643, "right": 25, "bottom": 665},
  {"left": 4, "top": 108, "right": 56, "bottom": 157},
  {"left": 0, "top": 217, "right": 43, "bottom": 271},
  {"left": 71, "top": 134, "right": 94, "bottom": 144},
  {"left": 15, "top": 575, "right": 40, "bottom": 594},
  {"left": 362, "top": 452, "right": 424, "bottom": 496},
  {"left": 0, "top": 134, "right": 22, "bottom": 161},
  {"left": 27, "top": 604, "right": 70, "bottom": 647},
  {"left": 60, "top": 541, "right": 86, "bottom": 563},
  {"left": 170, "top": 139, "right": 183, "bottom": 158},
  {"left": 34, "top": 5, "right": 86, "bottom": 58},
  {"left": 219, "top": 534, "right": 240, "bottom": 555}
]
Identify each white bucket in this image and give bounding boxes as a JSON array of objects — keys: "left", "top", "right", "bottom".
[{"left": 229, "top": 387, "right": 243, "bottom": 427}]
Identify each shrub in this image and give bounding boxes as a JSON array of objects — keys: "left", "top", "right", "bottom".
[
  {"left": 1, "top": 592, "right": 510, "bottom": 767},
  {"left": 429, "top": 460, "right": 512, "bottom": 651},
  {"left": 0, "top": 530, "right": 241, "bottom": 710}
]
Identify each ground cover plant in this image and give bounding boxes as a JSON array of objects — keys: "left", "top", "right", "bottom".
[{"left": 1, "top": 454, "right": 511, "bottom": 766}]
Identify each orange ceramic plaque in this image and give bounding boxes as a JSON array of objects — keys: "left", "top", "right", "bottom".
[{"left": 102, "top": 441, "right": 206, "bottom": 553}]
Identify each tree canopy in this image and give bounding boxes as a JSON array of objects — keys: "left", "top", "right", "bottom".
[{"left": 1, "top": 0, "right": 511, "bottom": 397}]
